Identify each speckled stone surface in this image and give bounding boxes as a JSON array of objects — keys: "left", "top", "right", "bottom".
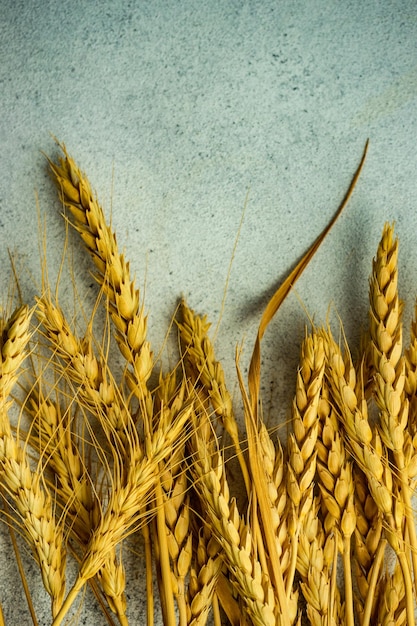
[{"left": 1, "top": 1, "right": 417, "bottom": 624}]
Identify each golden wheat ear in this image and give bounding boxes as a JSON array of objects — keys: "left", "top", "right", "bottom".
[
  {"left": 0, "top": 306, "right": 67, "bottom": 618},
  {"left": 51, "top": 400, "right": 192, "bottom": 626},
  {"left": 47, "top": 142, "right": 153, "bottom": 422}
]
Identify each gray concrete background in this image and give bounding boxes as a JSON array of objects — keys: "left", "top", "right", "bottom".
[{"left": 1, "top": 1, "right": 417, "bottom": 624}]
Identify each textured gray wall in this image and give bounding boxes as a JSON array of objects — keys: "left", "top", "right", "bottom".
[{"left": 1, "top": 1, "right": 417, "bottom": 624}]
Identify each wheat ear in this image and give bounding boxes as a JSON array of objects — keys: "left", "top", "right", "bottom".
[
  {"left": 352, "top": 466, "right": 385, "bottom": 626},
  {"left": 316, "top": 379, "right": 356, "bottom": 626},
  {"left": 403, "top": 303, "right": 417, "bottom": 485},
  {"left": 324, "top": 330, "right": 415, "bottom": 625},
  {"left": 405, "top": 302, "right": 417, "bottom": 421},
  {"left": 151, "top": 372, "right": 190, "bottom": 626},
  {"left": 0, "top": 305, "right": 33, "bottom": 404},
  {"left": 369, "top": 222, "right": 417, "bottom": 597},
  {"left": 377, "top": 562, "right": 406, "bottom": 626},
  {"left": 369, "top": 223, "right": 407, "bottom": 457},
  {"left": 187, "top": 526, "right": 223, "bottom": 626},
  {"left": 26, "top": 390, "right": 96, "bottom": 537},
  {"left": 48, "top": 145, "right": 153, "bottom": 419},
  {"left": 189, "top": 404, "right": 278, "bottom": 626},
  {"left": 26, "top": 390, "right": 128, "bottom": 624},
  {"left": 178, "top": 300, "right": 250, "bottom": 489},
  {"left": 52, "top": 402, "right": 192, "bottom": 626},
  {"left": 258, "top": 426, "right": 291, "bottom": 577},
  {"left": 35, "top": 296, "right": 135, "bottom": 622},
  {"left": 0, "top": 306, "right": 67, "bottom": 617},
  {"left": 36, "top": 295, "right": 136, "bottom": 455},
  {"left": 297, "top": 499, "right": 341, "bottom": 626},
  {"left": 285, "top": 331, "right": 325, "bottom": 596}
]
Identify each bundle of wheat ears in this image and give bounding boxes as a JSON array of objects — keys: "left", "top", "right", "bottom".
[{"left": 1, "top": 140, "right": 416, "bottom": 626}]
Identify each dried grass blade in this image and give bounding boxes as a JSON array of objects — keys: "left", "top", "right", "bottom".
[{"left": 247, "top": 140, "right": 368, "bottom": 422}]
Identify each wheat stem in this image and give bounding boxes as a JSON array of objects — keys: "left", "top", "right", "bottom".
[
  {"left": 342, "top": 535, "right": 354, "bottom": 626},
  {"left": 361, "top": 538, "right": 386, "bottom": 626},
  {"left": 142, "top": 524, "right": 154, "bottom": 626},
  {"left": 397, "top": 550, "right": 415, "bottom": 626},
  {"left": 154, "top": 480, "right": 176, "bottom": 626},
  {"left": 51, "top": 576, "right": 84, "bottom": 626}
]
